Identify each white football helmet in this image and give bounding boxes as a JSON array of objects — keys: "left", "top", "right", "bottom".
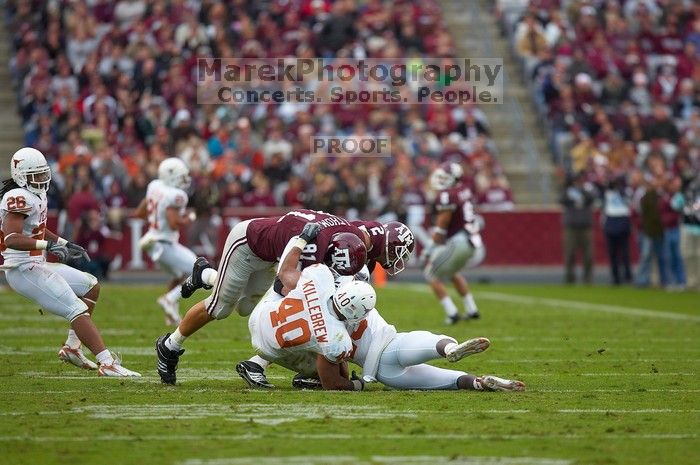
[
  {"left": 430, "top": 162, "right": 463, "bottom": 191},
  {"left": 158, "top": 157, "right": 191, "bottom": 189},
  {"left": 10, "top": 147, "right": 51, "bottom": 195},
  {"left": 332, "top": 280, "right": 376, "bottom": 324}
]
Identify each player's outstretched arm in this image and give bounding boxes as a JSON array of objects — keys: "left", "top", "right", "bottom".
[
  {"left": 2, "top": 212, "right": 42, "bottom": 250},
  {"left": 277, "top": 245, "right": 303, "bottom": 292},
  {"left": 431, "top": 210, "right": 452, "bottom": 244},
  {"left": 2, "top": 213, "right": 76, "bottom": 262},
  {"left": 166, "top": 206, "right": 194, "bottom": 229},
  {"left": 316, "top": 355, "right": 361, "bottom": 391},
  {"left": 277, "top": 222, "right": 321, "bottom": 291},
  {"left": 133, "top": 198, "right": 148, "bottom": 219}
]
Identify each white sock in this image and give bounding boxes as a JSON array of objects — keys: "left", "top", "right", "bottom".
[
  {"left": 443, "top": 342, "right": 457, "bottom": 357},
  {"left": 165, "top": 328, "right": 187, "bottom": 351},
  {"left": 440, "top": 296, "right": 459, "bottom": 317},
  {"left": 473, "top": 377, "right": 484, "bottom": 390},
  {"left": 65, "top": 329, "right": 81, "bottom": 349},
  {"left": 464, "top": 293, "right": 478, "bottom": 315},
  {"left": 202, "top": 268, "right": 218, "bottom": 286},
  {"left": 249, "top": 355, "right": 270, "bottom": 369},
  {"left": 95, "top": 349, "right": 114, "bottom": 366},
  {"left": 165, "top": 285, "right": 182, "bottom": 303}
]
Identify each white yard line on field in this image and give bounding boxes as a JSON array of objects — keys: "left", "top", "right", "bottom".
[
  {"left": 178, "top": 456, "right": 573, "bottom": 465},
  {"left": 2, "top": 402, "right": 698, "bottom": 419},
  {"left": 5, "top": 387, "right": 699, "bottom": 395},
  {"left": 395, "top": 284, "right": 700, "bottom": 322},
  {"left": 0, "top": 433, "right": 694, "bottom": 443}
]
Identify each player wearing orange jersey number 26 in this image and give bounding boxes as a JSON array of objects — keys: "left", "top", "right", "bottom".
[{"left": 0, "top": 148, "right": 139, "bottom": 377}]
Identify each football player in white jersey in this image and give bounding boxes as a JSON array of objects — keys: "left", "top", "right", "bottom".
[
  {"left": 134, "top": 158, "right": 197, "bottom": 326},
  {"left": 279, "top": 269, "right": 523, "bottom": 393},
  {"left": 343, "top": 307, "right": 524, "bottom": 392},
  {"left": 0, "top": 148, "right": 140, "bottom": 377},
  {"left": 247, "top": 238, "right": 376, "bottom": 390}
]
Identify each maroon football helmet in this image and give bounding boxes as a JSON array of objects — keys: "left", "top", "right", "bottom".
[
  {"left": 381, "top": 221, "right": 415, "bottom": 275},
  {"left": 325, "top": 232, "right": 367, "bottom": 276}
]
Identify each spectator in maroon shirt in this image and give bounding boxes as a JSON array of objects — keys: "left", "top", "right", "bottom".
[{"left": 74, "top": 209, "right": 112, "bottom": 280}]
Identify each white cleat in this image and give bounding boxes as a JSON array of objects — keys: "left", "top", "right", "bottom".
[
  {"left": 446, "top": 337, "right": 490, "bottom": 362},
  {"left": 58, "top": 345, "right": 98, "bottom": 370},
  {"left": 157, "top": 296, "right": 181, "bottom": 326},
  {"left": 97, "top": 353, "right": 141, "bottom": 377},
  {"left": 481, "top": 375, "right": 525, "bottom": 392}
]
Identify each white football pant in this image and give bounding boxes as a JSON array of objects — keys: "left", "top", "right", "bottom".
[
  {"left": 5, "top": 262, "right": 97, "bottom": 321},
  {"left": 377, "top": 331, "right": 466, "bottom": 390}
]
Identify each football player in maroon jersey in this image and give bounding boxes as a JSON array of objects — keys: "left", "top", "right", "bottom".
[
  {"left": 423, "top": 162, "right": 484, "bottom": 325},
  {"left": 156, "top": 209, "right": 370, "bottom": 385},
  {"left": 237, "top": 219, "right": 416, "bottom": 389}
]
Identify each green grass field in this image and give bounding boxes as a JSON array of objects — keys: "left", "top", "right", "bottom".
[{"left": 0, "top": 282, "right": 698, "bottom": 465}]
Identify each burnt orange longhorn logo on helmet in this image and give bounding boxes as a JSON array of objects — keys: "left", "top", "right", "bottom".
[{"left": 13, "top": 159, "right": 22, "bottom": 168}]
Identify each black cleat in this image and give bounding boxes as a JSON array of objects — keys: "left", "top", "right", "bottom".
[
  {"left": 181, "top": 257, "right": 213, "bottom": 299},
  {"left": 236, "top": 361, "right": 274, "bottom": 388},
  {"left": 156, "top": 333, "right": 184, "bottom": 385},
  {"left": 444, "top": 314, "right": 460, "bottom": 326},
  {"left": 464, "top": 311, "right": 481, "bottom": 320},
  {"left": 292, "top": 373, "right": 323, "bottom": 390}
]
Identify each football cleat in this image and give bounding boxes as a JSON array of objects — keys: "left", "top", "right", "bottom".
[
  {"left": 58, "top": 344, "right": 98, "bottom": 370},
  {"left": 464, "top": 311, "right": 481, "bottom": 320},
  {"left": 181, "top": 257, "right": 214, "bottom": 299},
  {"left": 156, "top": 334, "right": 184, "bottom": 385},
  {"left": 157, "top": 296, "right": 181, "bottom": 326},
  {"left": 481, "top": 375, "right": 525, "bottom": 392},
  {"left": 236, "top": 360, "right": 274, "bottom": 389},
  {"left": 445, "top": 314, "right": 460, "bottom": 326},
  {"left": 97, "top": 353, "right": 141, "bottom": 377},
  {"left": 446, "top": 337, "right": 490, "bottom": 363},
  {"left": 292, "top": 374, "right": 323, "bottom": 390}
]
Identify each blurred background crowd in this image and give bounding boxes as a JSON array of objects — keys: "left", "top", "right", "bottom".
[
  {"left": 498, "top": 0, "right": 700, "bottom": 289},
  {"left": 6, "top": 0, "right": 513, "bottom": 265},
  {"left": 5, "top": 0, "right": 699, "bottom": 289}
]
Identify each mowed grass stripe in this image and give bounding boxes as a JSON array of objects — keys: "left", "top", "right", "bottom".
[{"left": 1, "top": 283, "right": 698, "bottom": 465}]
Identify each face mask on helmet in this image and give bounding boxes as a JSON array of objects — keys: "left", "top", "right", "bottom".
[
  {"left": 382, "top": 221, "right": 415, "bottom": 275},
  {"left": 332, "top": 280, "right": 376, "bottom": 324},
  {"left": 25, "top": 167, "right": 51, "bottom": 193},
  {"left": 325, "top": 232, "right": 367, "bottom": 276}
]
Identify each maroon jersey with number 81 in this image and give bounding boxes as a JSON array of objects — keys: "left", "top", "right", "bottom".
[{"left": 246, "top": 209, "right": 365, "bottom": 268}]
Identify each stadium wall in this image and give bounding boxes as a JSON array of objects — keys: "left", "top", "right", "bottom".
[{"left": 10, "top": 208, "right": 635, "bottom": 269}]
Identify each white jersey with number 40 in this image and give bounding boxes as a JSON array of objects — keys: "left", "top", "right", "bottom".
[
  {"left": 0, "top": 187, "right": 48, "bottom": 265},
  {"left": 249, "top": 265, "right": 353, "bottom": 368},
  {"left": 145, "top": 179, "right": 188, "bottom": 242}
]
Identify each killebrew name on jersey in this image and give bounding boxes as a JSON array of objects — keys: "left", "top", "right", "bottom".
[{"left": 302, "top": 279, "right": 328, "bottom": 343}]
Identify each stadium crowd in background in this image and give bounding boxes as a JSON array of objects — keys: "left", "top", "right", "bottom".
[
  {"left": 6, "top": 0, "right": 515, "bottom": 272},
  {"left": 499, "top": 0, "right": 700, "bottom": 289}
]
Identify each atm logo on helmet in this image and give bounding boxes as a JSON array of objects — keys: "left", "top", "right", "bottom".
[
  {"left": 13, "top": 159, "right": 22, "bottom": 168},
  {"left": 331, "top": 248, "right": 351, "bottom": 271}
]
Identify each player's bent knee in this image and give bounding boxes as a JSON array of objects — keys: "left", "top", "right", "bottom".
[
  {"left": 235, "top": 296, "right": 257, "bottom": 317},
  {"left": 211, "top": 304, "right": 234, "bottom": 320},
  {"left": 85, "top": 281, "right": 100, "bottom": 301}
]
